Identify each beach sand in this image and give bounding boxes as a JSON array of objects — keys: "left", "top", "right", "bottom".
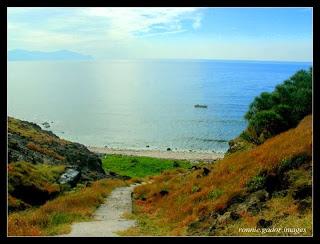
[{"left": 87, "top": 146, "right": 224, "bottom": 162}]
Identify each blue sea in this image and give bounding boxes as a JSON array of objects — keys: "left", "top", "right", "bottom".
[{"left": 7, "top": 60, "right": 311, "bottom": 153}]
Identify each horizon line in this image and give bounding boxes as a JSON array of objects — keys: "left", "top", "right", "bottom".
[
  {"left": 7, "top": 57, "right": 313, "bottom": 63},
  {"left": 7, "top": 49, "right": 312, "bottom": 63},
  {"left": 92, "top": 58, "right": 313, "bottom": 63}
]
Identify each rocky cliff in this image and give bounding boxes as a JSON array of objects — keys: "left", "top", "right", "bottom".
[
  {"left": 8, "top": 117, "right": 106, "bottom": 181},
  {"left": 8, "top": 117, "right": 112, "bottom": 210}
]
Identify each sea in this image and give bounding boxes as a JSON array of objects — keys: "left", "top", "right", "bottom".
[{"left": 7, "top": 59, "right": 311, "bottom": 153}]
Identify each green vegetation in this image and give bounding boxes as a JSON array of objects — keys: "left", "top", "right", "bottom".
[
  {"left": 102, "top": 154, "right": 193, "bottom": 178},
  {"left": 208, "top": 189, "right": 224, "bottom": 200},
  {"left": 243, "top": 68, "right": 312, "bottom": 144},
  {"left": 191, "top": 185, "right": 201, "bottom": 193},
  {"left": 246, "top": 175, "right": 266, "bottom": 192},
  {"left": 277, "top": 154, "right": 311, "bottom": 175}
]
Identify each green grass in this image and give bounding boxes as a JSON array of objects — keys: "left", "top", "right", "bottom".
[
  {"left": 207, "top": 189, "right": 224, "bottom": 200},
  {"left": 102, "top": 154, "right": 193, "bottom": 178}
]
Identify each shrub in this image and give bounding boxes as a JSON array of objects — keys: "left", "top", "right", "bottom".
[
  {"left": 239, "top": 130, "right": 254, "bottom": 143},
  {"left": 191, "top": 185, "right": 200, "bottom": 193},
  {"left": 244, "top": 68, "right": 312, "bottom": 143},
  {"left": 208, "top": 189, "right": 223, "bottom": 200},
  {"left": 173, "top": 161, "right": 180, "bottom": 167},
  {"left": 277, "top": 154, "right": 310, "bottom": 175},
  {"left": 246, "top": 175, "right": 266, "bottom": 192},
  {"left": 131, "top": 158, "right": 139, "bottom": 164},
  {"left": 249, "top": 110, "right": 287, "bottom": 143}
]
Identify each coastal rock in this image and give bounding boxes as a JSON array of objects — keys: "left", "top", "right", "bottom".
[
  {"left": 167, "top": 148, "right": 171, "bottom": 151},
  {"left": 8, "top": 117, "right": 106, "bottom": 182},
  {"left": 246, "top": 190, "right": 269, "bottom": 214},
  {"left": 216, "top": 212, "right": 232, "bottom": 225},
  {"left": 42, "top": 121, "right": 50, "bottom": 128},
  {"left": 191, "top": 165, "right": 200, "bottom": 170},
  {"left": 59, "top": 167, "right": 81, "bottom": 187},
  {"left": 248, "top": 190, "right": 269, "bottom": 203}
]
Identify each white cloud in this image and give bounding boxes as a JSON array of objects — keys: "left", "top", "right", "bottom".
[
  {"left": 82, "top": 7, "right": 202, "bottom": 40},
  {"left": 8, "top": 7, "right": 204, "bottom": 52},
  {"left": 192, "top": 15, "right": 202, "bottom": 29}
]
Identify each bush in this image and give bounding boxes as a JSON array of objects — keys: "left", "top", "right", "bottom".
[
  {"left": 244, "top": 68, "right": 312, "bottom": 143},
  {"left": 249, "top": 110, "right": 287, "bottom": 142},
  {"left": 246, "top": 175, "right": 266, "bottom": 192},
  {"left": 173, "top": 161, "right": 180, "bottom": 167},
  {"left": 208, "top": 189, "right": 223, "bottom": 200},
  {"left": 131, "top": 158, "right": 139, "bottom": 164},
  {"left": 277, "top": 154, "right": 310, "bottom": 175},
  {"left": 191, "top": 185, "right": 200, "bottom": 193}
]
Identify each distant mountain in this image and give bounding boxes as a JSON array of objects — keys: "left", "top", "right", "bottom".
[{"left": 8, "top": 49, "right": 94, "bottom": 61}]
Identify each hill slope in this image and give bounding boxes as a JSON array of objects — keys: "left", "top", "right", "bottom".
[
  {"left": 128, "top": 115, "right": 312, "bottom": 236},
  {"left": 8, "top": 117, "right": 109, "bottom": 210}
]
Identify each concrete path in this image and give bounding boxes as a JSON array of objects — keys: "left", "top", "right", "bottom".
[{"left": 59, "top": 183, "right": 141, "bottom": 237}]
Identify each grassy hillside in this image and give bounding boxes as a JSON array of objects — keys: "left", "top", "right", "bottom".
[
  {"left": 8, "top": 178, "right": 126, "bottom": 236},
  {"left": 7, "top": 117, "right": 196, "bottom": 236},
  {"left": 8, "top": 116, "right": 106, "bottom": 182},
  {"left": 7, "top": 117, "right": 110, "bottom": 211},
  {"left": 122, "top": 115, "right": 312, "bottom": 236},
  {"left": 8, "top": 162, "right": 66, "bottom": 211}
]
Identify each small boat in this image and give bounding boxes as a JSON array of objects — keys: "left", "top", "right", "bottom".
[{"left": 194, "top": 104, "right": 208, "bottom": 108}]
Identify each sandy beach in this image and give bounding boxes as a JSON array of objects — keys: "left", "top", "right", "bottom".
[{"left": 87, "top": 146, "right": 224, "bottom": 162}]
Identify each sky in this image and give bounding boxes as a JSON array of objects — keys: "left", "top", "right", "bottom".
[{"left": 7, "top": 7, "right": 313, "bottom": 61}]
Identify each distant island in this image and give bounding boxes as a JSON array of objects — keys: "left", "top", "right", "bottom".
[{"left": 8, "top": 49, "right": 94, "bottom": 61}]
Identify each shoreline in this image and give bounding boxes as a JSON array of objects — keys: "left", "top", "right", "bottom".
[{"left": 87, "top": 146, "right": 225, "bottom": 162}]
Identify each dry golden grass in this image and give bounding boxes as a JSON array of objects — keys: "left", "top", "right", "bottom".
[
  {"left": 216, "top": 195, "right": 312, "bottom": 236},
  {"left": 129, "top": 115, "right": 312, "bottom": 235},
  {"left": 8, "top": 162, "right": 65, "bottom": 202},
  {"left": 8, "top": 178, "right": 127, "bottom": 236},
  {"left": 8, "top": 117, "right": 69, "bottom": 146},
  {"left": 26, "top": 142, "right": 65, "bottom": 161}
]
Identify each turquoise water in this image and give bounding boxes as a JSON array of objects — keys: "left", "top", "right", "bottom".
[{"left": 8, "top": 60, "right": 311, "bottom": 153}]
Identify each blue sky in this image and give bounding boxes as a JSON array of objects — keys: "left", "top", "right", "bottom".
[{"left": 8, "top": 7, "right": 312, "bottom": 61}]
